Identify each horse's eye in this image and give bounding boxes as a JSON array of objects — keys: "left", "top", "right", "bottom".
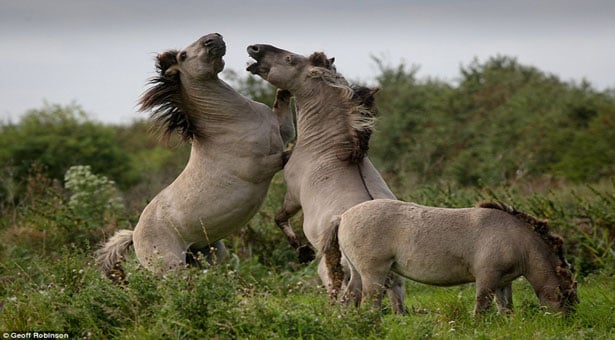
[
  {"left": 179, "top": 51, "right": 187, "bottom": 62},
  {"left": 285, "top": 55, "right": 293, "bottom": 64}
]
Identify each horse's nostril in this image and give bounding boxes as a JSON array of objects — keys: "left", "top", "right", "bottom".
[
  {"left": 204, "top": 39, "right": 214, "bottom": 46},
  {"left": 248, "top": 45, "right": 259, "bottom": 54}
]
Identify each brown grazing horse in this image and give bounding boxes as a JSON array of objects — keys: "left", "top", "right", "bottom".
[{"left": 323, "top": 199, "right": 578, "bottom": 315}]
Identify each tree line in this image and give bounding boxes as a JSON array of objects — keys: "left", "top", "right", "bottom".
[{"left": 1, "top": 55, "right": 613, "bottom": 208}]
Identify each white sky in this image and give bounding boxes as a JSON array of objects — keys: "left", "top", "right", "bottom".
[{"left": 1, "top": 0, "right": 614, "bottom": 124}]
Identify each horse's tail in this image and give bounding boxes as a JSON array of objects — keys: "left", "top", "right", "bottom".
[
  {"left": 320, "top": 215, "right": 344, "bottom": 301},
  {"left": 95, "top": 229, "right": 134, "bottom": 283}
]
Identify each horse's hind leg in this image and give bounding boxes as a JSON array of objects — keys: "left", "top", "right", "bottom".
[
  {"left": 136, "top": 243, "right": 187, "bottom": 273},
  {"left": 188, "top": 240, "right": 228, "bottom": 266},
  {"left": 385, "top": 273, "right": 407, "bottom": 314},
  {"left": 360, "top": 269, "right": 389, "bottom": 312},
  {"left": 275, "top": 192, "right": 315, "bottom": 263},
  {"left": 495, "top": 283, "right": 513, "bottom": 315},
  {"left": 133, "top": 227, "right": 188, "bottom": 273},
  {"left": 342, "top": 260, "right": 363, "bottom": 307},
  {"left": 210, "top": 240, "right": 228, "bottom": 262}
]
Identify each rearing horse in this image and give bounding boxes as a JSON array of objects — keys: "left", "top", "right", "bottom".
[
  {"left": 247, "top": 44, "right": 406, "bottom": 314},
  {"left": 96, "top": 34, "right": 293, "bottom": 278}
]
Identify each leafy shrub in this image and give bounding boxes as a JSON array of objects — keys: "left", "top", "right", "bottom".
[
  {"left": 370, "top": 56, "right": 615, "bottom": 188},
  {"left": 64, "top": 165, "right": 124, "bottom": 223},
  {"left": 555, "top": 110, "right": 615, "bottom": 181},
  {"left": 0, "top": 103, "right": 137, "bottom": 206},
  {"left": 0, "top": 165, "right": 128, "bottom": 259}
]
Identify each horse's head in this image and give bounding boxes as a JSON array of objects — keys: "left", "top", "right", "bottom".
[
  {"left": 540, "top": 234, "right": 579, "bottom": 314},
  {"left": 164, "top": 33, "right": 226, "bottom": 81},
  {"left": 478, "top": 201, "right": 580, "bottom": 314},
  {"left": 246, "top": 44, "right": 335, "bottom": 93},
  {"left": 554, "top": 257, "right": 579, "bottom": 313},
  {"left": 139, "top": 33, "right": 226, "bottom": 141}
]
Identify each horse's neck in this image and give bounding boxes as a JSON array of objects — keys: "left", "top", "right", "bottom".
[
  {"left": 184, "top": 78, "right": 259, "bottom": 133},
  {"left": 182, "top": 138, "right": 228, "bottom": 172},
  {"left": 523, "top": 246, "right": 561, "bottom": 294},
  {"left": 294, "top": 93, "right": 353, "bottom": 154}
]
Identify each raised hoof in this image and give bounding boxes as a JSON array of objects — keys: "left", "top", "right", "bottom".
[{"left": 297, "top": 245, "right": 316, "bottom": 263}]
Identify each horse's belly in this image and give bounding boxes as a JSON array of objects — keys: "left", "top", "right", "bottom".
[
  {"left": 393, "top": 255, "right": 475, "bottom": 286},
  {"left": 174, "top": 183, "right": 269, "bottom": 243}
]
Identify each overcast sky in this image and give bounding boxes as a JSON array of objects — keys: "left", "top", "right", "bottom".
[{"left": 1, "top": 0, "right": 614, "bottom": 124}]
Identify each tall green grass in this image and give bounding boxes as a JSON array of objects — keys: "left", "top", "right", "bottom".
[
  {"left": 1, "top": 169, "right": 613, "bottom": 338},
  {"left": 1, "top": 248, "right": 614, "bottom": 338}
]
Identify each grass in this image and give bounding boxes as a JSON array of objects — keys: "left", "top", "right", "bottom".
[
  {"left": 1, "top": 247, "right": 614, "bottom": 339},
  {"left": 382, "top": 274, "right": 615, "bottom": 339},
  {"left": 1, "top": 178, "right": 614, "bottom": 339}
]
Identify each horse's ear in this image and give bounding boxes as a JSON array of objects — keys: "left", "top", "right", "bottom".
[
  {"left": 351, "top": 85, "right": 380, "bottom": 109},
  {"left": 309, "top": 52, "right": 331, "bottom": 68},
  {"left": 164, "top": 65, "right": 180, "bottom": 78},
  {"left": 307, "top": 68, "right": 323, "bottom": 78},
  {"left": 157, "top": 50, "right": 180, "bottom": 78},
  {"left": 328, "top": 57, "right": 335, "bottom": 66}
]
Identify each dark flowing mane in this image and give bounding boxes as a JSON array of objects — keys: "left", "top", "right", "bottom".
[
  {"left": 348, "top": 85, "right": 378, "bottom": 163},
  {"left": 139, "top": 50, "right": 198, "bottom": 141},
  {"left": 306, "top": 52, "right": 377, "bottom": 164}
]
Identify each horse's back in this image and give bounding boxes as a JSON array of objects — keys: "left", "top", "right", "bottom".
[{"left": 338, "top": 199, "right": 532, "bottom": 285}]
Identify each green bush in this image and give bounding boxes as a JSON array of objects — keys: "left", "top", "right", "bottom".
[
  {"left": 556, "top": 110, "right": 615, "bottom": 181},
  {"left": 65, "top": 165, "right": 124, "bottom": 221},
  {"left": 0, "top": 166, "right": 128, "bottom": 260},
  {"left": 0, "top": 103, "right": 137, "bottom": 206},
  {"left": 370, "top": 56, "right": 615, "bottom": 188}
]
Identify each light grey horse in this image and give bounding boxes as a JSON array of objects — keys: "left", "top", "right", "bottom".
[
  {"left": 96, "top": 34, "right": 293, "bottom": 279},
  {"left": 324, "top": 199, "right": 578, "bottom": 315},
  {"left": 247, "top": 44, "right": 406, "bottom": 314}
]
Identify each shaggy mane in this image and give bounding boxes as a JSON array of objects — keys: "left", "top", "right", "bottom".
[
  {"left": 477, "top": 201, "right": 574, "bottom": 278},
  {"left": 139, "top": 50, "right": 198, "bottom": 141},
  {"left": 348, "top": 85, "right": 378, "bottom": 163},
  {"left": 306, "top": 52, "right": 377, "bottom": 164}
]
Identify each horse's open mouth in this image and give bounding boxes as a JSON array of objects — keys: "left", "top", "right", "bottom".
[
  {"left": 246, "top": 60, "right": 268, "bottom": 76},
  {"left": 246, "top": 58, "right": 270, "bottom": 77},
  {"left": 246, "top": 45, "right": 269, "bottom": 77}
]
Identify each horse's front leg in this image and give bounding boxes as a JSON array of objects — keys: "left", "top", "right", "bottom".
[
  {"left": 474, "top": 273, "right": 498, "bottom": 315},
  {"left": 495, "top": 283, "right": 513, "bottom": 315},
  {"left": 274, "top": 192, "right": 315, "bottom": 263},
  {"left": 272, "top": 89, "right": 295, "bottom": 146}
]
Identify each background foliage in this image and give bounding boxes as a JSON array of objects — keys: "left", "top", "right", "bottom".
[
  {"left": 1, "top": 57, "right": 614, "bottom": 337},
  {"left": 370, "top": 55, "right": 615, "bottom": 189}
]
